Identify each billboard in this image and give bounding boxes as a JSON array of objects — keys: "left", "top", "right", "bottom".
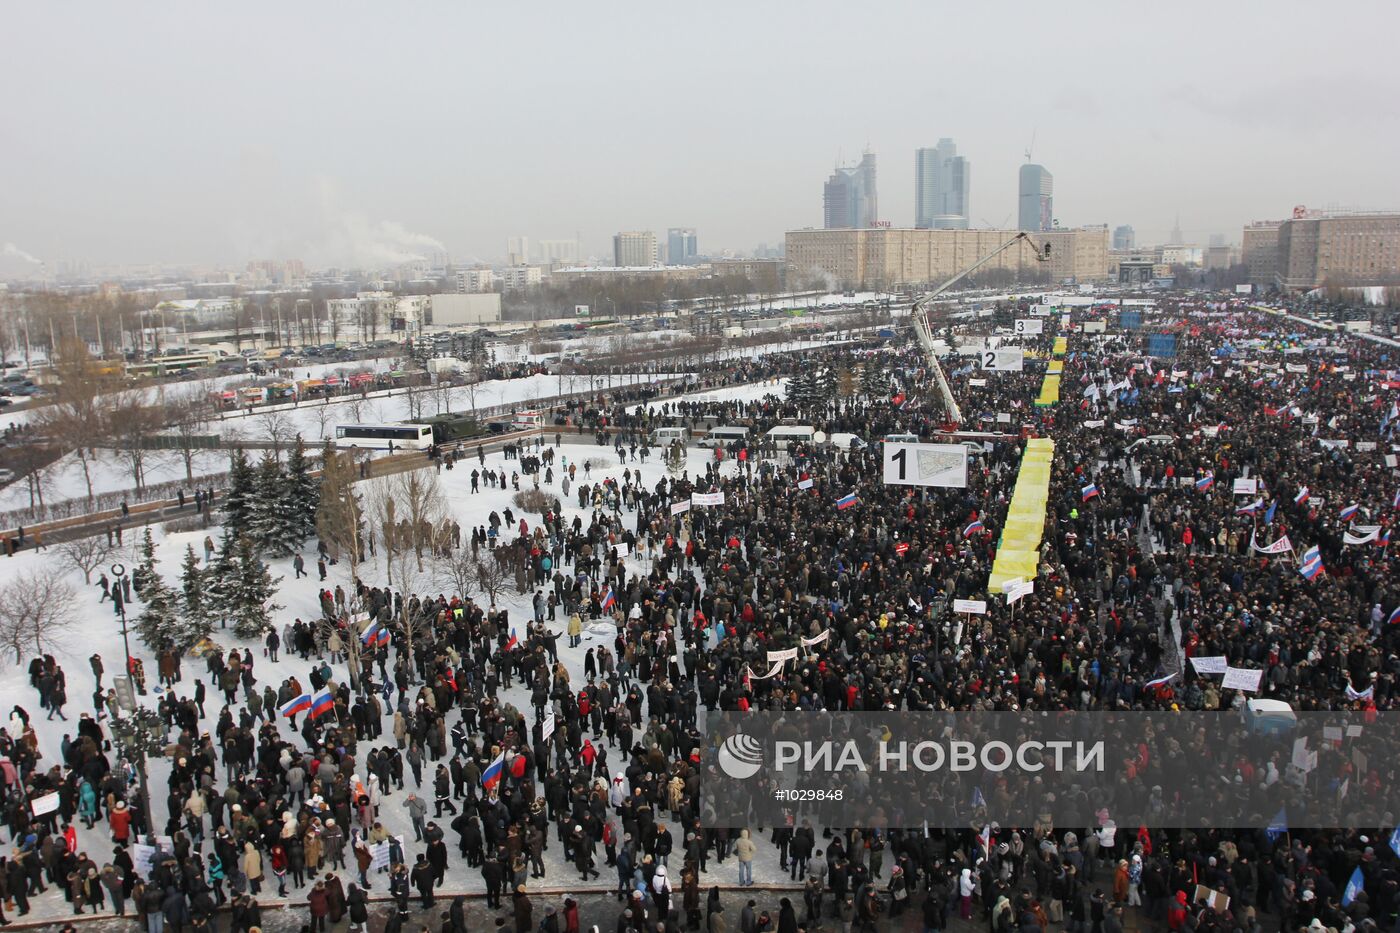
[{"left": 882, "top": 442, "right": 968, "bottom": 488}]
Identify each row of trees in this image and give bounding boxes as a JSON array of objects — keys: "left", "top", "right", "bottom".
[
  {"left": 224, "top": 442, "right": 319, "bottom": 557},
  {"left": 133, "top": 527, "right": 282, "bottom": 648},
  {"left": 786, "top": 362, "right": 890, "bottom": 406}
]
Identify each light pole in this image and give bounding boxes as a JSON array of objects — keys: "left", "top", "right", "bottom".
[
  {"left": 107, "top": 560, "right": 159, "bottom": 841},
  {"left": 111, "top": 562, "right": 132, "bottom": 670}
]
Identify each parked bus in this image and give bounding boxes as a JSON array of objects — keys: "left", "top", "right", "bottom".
[
  {"left": 125, "top": 351, "right": 219, "bottom": 378},
  {"left": 765, "top": 425, "right": 823, "bottom": 449},
  {"left": 334, "top": 423, "right": 435, "bottom": 450}
]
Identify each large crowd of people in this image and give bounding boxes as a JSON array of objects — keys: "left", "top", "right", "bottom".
[{"left": 7, "top": 296, "right": 1400, "bottom": 933}]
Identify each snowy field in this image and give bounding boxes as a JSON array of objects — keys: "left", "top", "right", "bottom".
[{"left": 1, "top": 436, "right": 800, "bottom": 919}]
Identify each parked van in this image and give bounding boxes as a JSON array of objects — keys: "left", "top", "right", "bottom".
[
  {"left": 698, "top": 425, "right": 749, "bottom": 448},
  {"left": 883, "top": 433, "right": 920, "bottom": 444},
  {"left": 512, "top": 410, "right": 546, "bottom": 429},
  {"left": 766, "top": 425, "right": 823, "bottom": 449},
  {"left": 826, "top": 433, "right": 866, "bottom": 450},
  {"left": 650, "top": 426, "right": 690, "bottom": 445}
]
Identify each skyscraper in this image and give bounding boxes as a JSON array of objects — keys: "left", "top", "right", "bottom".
[
  {"left": 506, "top": 236, "right": 530, "bottom": 265},
  {"left": 1113, "top": 225, "right": 1135, "bottom": 250},
  {"left": 823, "top": 151, "right": 878, "bottom": 229},
  {"left": 1017, "top": 164, "right": 1053, "bottom": 232},
  {"left": 613, "top": 231, "right": 658, "bottom": 267},
  {"left": 667, "top": 228, "right": 698, "bottom": 265},
  {"left": 914, "top": 140, "right": 970, "bottom": 229}
]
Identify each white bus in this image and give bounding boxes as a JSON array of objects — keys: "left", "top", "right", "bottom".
[
  {"left": 765, "top": 425, "right": 823, "bottom": 449},
  {"left": 334, "top": 423, "right": 434, "bottom": 450},
  {"left": 698, "top": 425, "right": 749, "bottom": 448}
]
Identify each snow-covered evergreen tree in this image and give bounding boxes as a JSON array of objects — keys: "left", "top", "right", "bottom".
[
  {"left": 179, "top": 544, "right": 211, "bottom": 647},
  {"left": 860, "top": 361, "right": 890, "bottom": 399},
  {"left": 228, "top": 535, "right": 283, "bottom": 639},
  {"left": 131, "top": 527, "right": 158, "bottom": 596},
  {"left": 204, "top": 526, "right": 239, "bottom": 629},
  {"left": 224, "top": 449, "right": 255, "bottom": 531},
  {"left": 814, "top": 367, "right": 837, "bottom": 401},
  {"left": 283, "top": 437, "right": 319, "bottom": 547},
  {"left": 248, "top": 454, "right": 300, "bottom": 557},
  {"left": 134, "top": 570, "right": 181, "bottom": 651}
]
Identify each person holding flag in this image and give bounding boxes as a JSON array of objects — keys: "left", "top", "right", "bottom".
[{"left": 309, "top": 687, "right": 335, "bottom": 722}]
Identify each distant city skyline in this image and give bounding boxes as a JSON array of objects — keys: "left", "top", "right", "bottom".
[{"left": 2, "top": 2, "right": 1396, "bottom": 273}]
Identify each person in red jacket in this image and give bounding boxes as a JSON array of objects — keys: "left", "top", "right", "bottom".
[
  {"left": 1167, "top": 890, "right": 1188, "bottom": 930},
  {"left": 109, "top": 800, "right": 131, "bottom": 845},
  {"left": 309, "top": 879, "right": 331, "bottom": 932},
  {"left": 270, "top": 842, "right": 289, "bottom": 897}
]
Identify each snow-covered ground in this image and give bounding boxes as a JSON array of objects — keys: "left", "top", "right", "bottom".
[{"left": 1, "top": 436, "right": 800, "bottom": 920}]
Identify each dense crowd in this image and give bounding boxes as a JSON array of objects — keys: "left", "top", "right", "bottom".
[{"left": 5, "top": 299, "right": 1400, "bottom": 933}]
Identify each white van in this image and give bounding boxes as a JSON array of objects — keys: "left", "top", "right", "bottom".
[
  {"left": 512, "top": 410, "right": 546, "bottom": 429},
  {"left": 650, "top": 426, "right": 690, "bottom": 445},
  {"left": 826, "top": 432, "right": 867, "bottom": 450},
  {"left": 883, "top": 433, "right": 920, "bottom": 444},
  {"left": 766, "top": 425, "right": 823, "bottom": 449},
  {"left": 698, "top": 425, "right": 749, "bottom": 448}
]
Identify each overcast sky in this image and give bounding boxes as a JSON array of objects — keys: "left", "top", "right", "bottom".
[{"left": 3, "top": 1, "right": 1398, "bottom": 272}]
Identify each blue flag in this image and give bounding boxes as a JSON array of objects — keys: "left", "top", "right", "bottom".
[
  {"left": 1265, "top": 807, "right": 1287, "bottom": 842},
  {"left": 971, "top": 786, "right": 986, "bottom": 809},
  {"left": 1390, "top": 826, "right": 1400, "bottom": 858},
  {"left": 1265, "top": 500, "right": 1277, "bottom": 525},
  {"left": 1343, "top": 866, "right": 1364, "bottom": 907}
]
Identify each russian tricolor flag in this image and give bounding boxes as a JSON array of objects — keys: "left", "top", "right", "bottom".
[
  {"left": 481, "top": 751, "right": 505, "bottom": 791},
  {"left": 309, "top": 688, "right": 335, "bottom": 720},
  {"left": 1195, "top": 473, "right": 1215, "bottom": 492},
  {"left": 361, "top": 621, "right": 390, "bottom": 647},
  {"left": 1081, "top": 484, "right": 1099, "bottom": 501},
  {"left": 962, "top": 520, "right": 985, "bottom": 538},
  {"left": 1340, "top": 503, "right": 1360, "bottom": 522},
  {"left": 1299, "top": 545, "right": 1324, "bottom": 581},
  {"left": 1145, "top": 672, "right": 1177, "bottom": 689},
  {"left": 504, "top": 629, "right": 520, "bottom": 652},
  {"left": 279, "top": 693, "right": 312, "bottom": 718},
  {"left": 1236, "top": 498, "right": 1262, "bottom": 514},
  {"left": 1387, "top": 606, "right": 1400, "bottom": 626},
  {"left": 835, "top": 493, "right": 858, "bottom": 510},
  {"left": 1295, "top": 486, "right": 1310, "bottom": 505},
  {"left": 600, "top": 587, "right": 616, "bottom": 613},
  {"left": 1380, "top": 529, "right": 1392, "bottom": 548}
]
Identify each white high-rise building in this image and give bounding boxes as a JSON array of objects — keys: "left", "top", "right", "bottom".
[
  {"left": 613, "top": 231, "right": 658, "bottom": 267},
  {"left": 914, "top": 140, "right": 970, "bottom": 229}
]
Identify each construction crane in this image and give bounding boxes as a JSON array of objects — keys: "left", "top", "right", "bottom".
[{"left": 910, "top": 231, "right": 1052, "bottom": 425}]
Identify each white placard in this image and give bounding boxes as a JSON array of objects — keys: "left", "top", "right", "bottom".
[
  {"left": 542, "top": 712, "right": 556, "bottom": 742},
  {"left": 1346, "top": 725, "right": 1364, "bottom": 737},
  {"left": 801, "top": 630, "right": 830, "bottom": 648},
  {"left": 30, "top": 792, "right": 59, "bottom": 816},
  {"left": 979, "top": 348, "right": 1024, "bottom": 371},
  {"left": 996, "top": 413, "right": 1012, "bottom": 424},
  {"left": 1221, "top": 666, "right": 1264, "bottom": 692},
  {"left": 1233, "top": 478, "right": 1258, "bottom": 495},
  {"left": 1189, "top": 655, "right": 1228, "bottom": 675},
  {"left": 614, "top": 542, "right": 630, "bottom": 558},
  {"left": 953, "top": 599, "right": 987, "bottom": 615},
  {"left": 1000, "top": 577, "right": 1024, "bottom": 594},
  {"left": 882, "top": 442, "right": 968, "bottom": 489},
  {"left": 1006, "top": 581, "right": 1034, "bottom": 605},
  {"left": 968, "top": 378, "right": 988, "bottom": 387},
  {"left": 671, "top": 500, "right": 690, "bottom": 516},
  {"left": 691, "top": 492, "right": 725, "bottom": 507},
  {"left": 766, "top": 647, "right": 799, "bottom": 664},
  {"left": 1322, "top": 726, "right": 1343, "bottom": 742},
  {"left": 1357, "top": 441, "right": 1378, "bottom": 452},
  {"left": 1014, "top": 319, "right": 1044, "bottom": 336}
]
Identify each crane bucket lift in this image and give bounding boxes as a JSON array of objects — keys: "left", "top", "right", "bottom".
[{"left": 909, "top": 232, "right": 1051, "bottom": 425}]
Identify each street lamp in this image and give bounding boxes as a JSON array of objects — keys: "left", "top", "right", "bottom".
[
  {"left": 108, "top": 706, "right": 162, "bottom": 843},
  {"left": 111, "top": 562, "right": 132, "bottom": 661}
]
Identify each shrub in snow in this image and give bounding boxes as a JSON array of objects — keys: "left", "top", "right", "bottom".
[{"left": 512, "top": 490, "right": 560, "bottom": 515}]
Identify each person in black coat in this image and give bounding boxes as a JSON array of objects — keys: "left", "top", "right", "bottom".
[
  {"left": 411, "top": 855, "right": 436, "bottom": 909},
  {"left": 347, "top": 883, "right": 370, "bottom": 930}
]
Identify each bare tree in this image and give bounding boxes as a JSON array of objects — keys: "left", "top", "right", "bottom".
[
  {"left": 434, "top": 546, "right": 479, "bottom": 599},
  {"left": 59, "top": 536, "right": 113, "bottom": 585},
  {"left": 473, "top": 556, "right": 511, "bottom": 607},
  {"left": 107, "top": 396, "right": 166, "bottom": 492},
  {"left": 168, "top": 395, "right": 216, "bottom": 483},
  {"left": 257, "top": 410, "right": 295, "bottom": 460},
  {"left": 34, "top": 336, "right": 119, "bottom": 505},
  {"left": 0, "top": 569, "right": 79, "bottom": 664}
]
